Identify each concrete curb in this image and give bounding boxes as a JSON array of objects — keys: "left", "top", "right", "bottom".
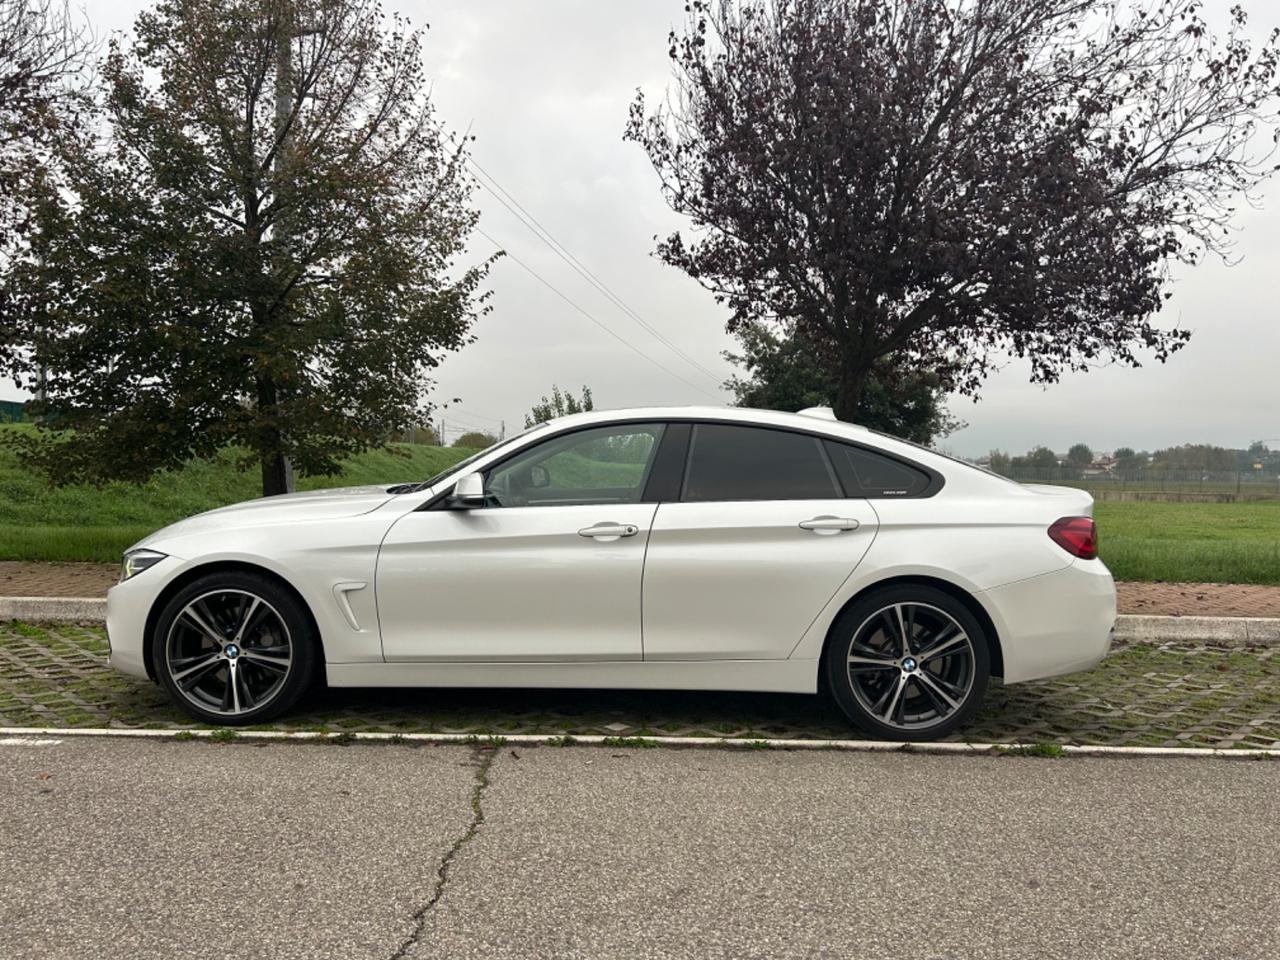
[
  {"left": 1113, "top": 614, "right": 1280, "bottom": 644},
  {"left": 0, "top": 726, "right": 1276, "bottom": 759},
  {"left": 1, "top": 596, "right": 1277, "bottom": 645},
  {"left": 0, "top": 596, "right": 107, "bottom": 621}
]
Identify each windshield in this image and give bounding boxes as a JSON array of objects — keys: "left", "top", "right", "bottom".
[{"left": 423, "top": 422, "right": 549, "bottom": 488}]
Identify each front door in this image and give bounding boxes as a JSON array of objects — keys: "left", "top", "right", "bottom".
[{"left": 377, "top": 422, "right": 666, "bottom": 662}]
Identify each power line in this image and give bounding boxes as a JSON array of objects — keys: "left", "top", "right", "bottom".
[
  {"left": 439, "top": 406, "right": 506, "bottom": 425},
  {"left": 476, "top": 227, "right": 721, "bottom": 401},
  {"left": 469, "top": 158, "right": 726, "bottom": 387}
]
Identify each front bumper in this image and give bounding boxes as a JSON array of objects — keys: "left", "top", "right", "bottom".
[
  {"left": 981, "top": 559, "right": 1116, "bottom": 685},
  {"left": 105, "top": 555, "right": 183, "bottom": 680}
]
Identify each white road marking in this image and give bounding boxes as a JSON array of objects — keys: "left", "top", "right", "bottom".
[
  {"left": 0, "top": 737, "right": 63, "bottom": 746},
  {"left": 0, "top": 727, "right": 1276, "bottom": 758}
]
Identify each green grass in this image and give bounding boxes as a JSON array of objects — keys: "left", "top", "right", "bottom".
[
  {"left": 1094, "top": 499, "right": 1280, "bottom": 585},
  {"left": 0, "top": 424, "right": 473, "bottom": 562}
]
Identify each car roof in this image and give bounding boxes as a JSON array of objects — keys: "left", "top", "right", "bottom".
[
  {"left": 541, "top": 405, "right": 864, "bottom": 434},
  {"left": 532, "top": 405, "right": 1014, "bottom": 497}
]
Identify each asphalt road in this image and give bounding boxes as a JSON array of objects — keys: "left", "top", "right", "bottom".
[{"left": 2, "top": 739, "right": 1277, "bottom": 960}]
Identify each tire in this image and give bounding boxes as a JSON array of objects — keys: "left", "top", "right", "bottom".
[
  {"left": 151, "top": 571, "right": 318, "bottom": 726},
  {"left": 823, "top": 584, "right": 990, "bottom": 741}
]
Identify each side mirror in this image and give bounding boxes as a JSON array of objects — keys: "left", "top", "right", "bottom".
[{"left": 449, "top": 472, "right": 486, "bottom": 508}]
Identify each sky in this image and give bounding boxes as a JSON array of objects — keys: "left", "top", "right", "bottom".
[{"left": 18, "top": 0, "right": 1280, "bottom": 457}]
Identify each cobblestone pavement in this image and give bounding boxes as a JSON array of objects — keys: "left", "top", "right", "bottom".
[
  {"left": 6, "top": 561, "right": 1280, "bottom": 616},
  {"left": 3, "top": 622, "right": 1278, "bottom": 748}
]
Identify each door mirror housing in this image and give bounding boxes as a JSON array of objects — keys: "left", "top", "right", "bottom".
[{"left": 449, "top": 472, "right": 486, "bottom": 508}]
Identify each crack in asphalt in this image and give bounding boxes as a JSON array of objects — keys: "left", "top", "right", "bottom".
[{"left": 388, "top": 745, "right": 499, "bottom": 960}]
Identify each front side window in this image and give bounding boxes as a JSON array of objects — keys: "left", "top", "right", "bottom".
[
  {"left": 485, "top": 423, "right": 665, "bottom": 507},
  {"left": 681, "top": 424, "right": 840, "bottom": 502}
]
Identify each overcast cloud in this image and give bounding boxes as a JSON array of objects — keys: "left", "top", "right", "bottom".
[{"left": 28, "top": 1, "right": 1280, "bottom": 456}]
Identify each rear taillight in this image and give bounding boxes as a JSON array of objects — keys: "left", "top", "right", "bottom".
[{"left": 1048, "top": 517, "right": 1098, "bottom": 560}]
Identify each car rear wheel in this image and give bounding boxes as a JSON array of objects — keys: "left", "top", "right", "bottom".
[
  {"left": 824, "top": 585, "right": 990, "bottom": 741},
  {"left": 152, "top": 572, "right": 317, "bottom": 725}
]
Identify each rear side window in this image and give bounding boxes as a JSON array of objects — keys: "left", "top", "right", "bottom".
[
  {"left": 825, "top": 441, "right": 933, "bottom": 498},
  {"left": 682, "top": 424, "right": 840, "bottom": 501}
]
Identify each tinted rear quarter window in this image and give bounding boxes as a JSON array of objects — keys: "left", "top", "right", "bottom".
[
  {"left": 682, "top": 424, "right": 840, "bottom": 501},
  {"left": 825, "top": 440, "right": 933, "bottom": 497}
]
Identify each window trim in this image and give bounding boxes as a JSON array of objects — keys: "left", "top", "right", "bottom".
[{"left": 422, "top": 416, "right": 944, "bottom": 510}]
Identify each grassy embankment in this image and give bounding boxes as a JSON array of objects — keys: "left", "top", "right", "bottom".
[{"left": 0, "top": 426, "right": 474, "bottom": 562}]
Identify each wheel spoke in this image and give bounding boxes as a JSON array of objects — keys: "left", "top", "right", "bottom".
[
  {"left": 894, "top": 604, "right": 911, "bottom": 656},
  {"left": 231, "top": 596, "right": 263, "bottom": 645},
  {"left": 235, "top": 665, "right": 255, "bottom": 710},
  {"left": 876, "top": 673, "right": 910, "bottom": 724},
  {"left": 241, "top": 650, "right": 290, "bottom": 673},
  {"left": 228, "top": 662, "right": 242, "bottom": 713},
  {"left": 171, "top": 652, "right": 222, "bottom": 685},
  {"left": 919, "top": 630, "right": 969, "bottom": 663},
  {"left": 179, "top": 605, "right": 224, "bottom": 646},
  {"left": 917, "top": 671, "right": 961, "bottom": 711}
]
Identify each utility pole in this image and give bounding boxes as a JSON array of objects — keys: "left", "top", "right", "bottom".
[{"left": 267, "top": 6, "right": 323, "bottom": 494}]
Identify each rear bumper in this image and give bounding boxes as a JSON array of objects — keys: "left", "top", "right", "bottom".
[{"left": 980, "top": 560, "right": 1116, "bottom": 685}]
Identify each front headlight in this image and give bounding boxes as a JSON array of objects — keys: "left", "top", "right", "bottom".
[{"left": 120, "top": 549, "right": 167, "bottom": 583}]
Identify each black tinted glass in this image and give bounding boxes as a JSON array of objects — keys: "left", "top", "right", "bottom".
[
  {"left": 825, "top": 441, "right": 932, "bottom": 497},
  {"left": 682, "top": 425, "right": 839, "bottom": 501}
]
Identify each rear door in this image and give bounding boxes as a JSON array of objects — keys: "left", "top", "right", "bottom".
[{"left": 641, "top": 422, "right": 879, "bottom": 660}]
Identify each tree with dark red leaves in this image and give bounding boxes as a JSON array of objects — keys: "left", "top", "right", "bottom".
[{"left": 627, "top": 0, "right": 1280, "bottom": 422}]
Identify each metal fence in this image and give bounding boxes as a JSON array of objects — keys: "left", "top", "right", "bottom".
[
  {"left": 0, "top": 399, "right": 29, "bottom": 423},
  {"left": 1001, "top": 466, "right": 1280, "bottom": 497}
]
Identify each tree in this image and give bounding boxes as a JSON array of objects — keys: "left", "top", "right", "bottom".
[
  {"left": 987, "top": 450, "right": 1011, "bottom": 476},
  {"left": 0, "top": 0, "right": 92, "bottom": 366},
  {"left": 3, "top": 0, "right": 491, "bottom": 495},
  {"left": 525, "top": 385, "right": 593, "bottom": 428},
  {"left": 626, "top": 0, "right": 1280, "bottom": 421},
  {"left": 1067, "top": 443, "right": 1093, "bottom": 468},
  {"left": 453, "top": 431, "right": 496, "bottom": 449},
  {"left": 724, "top": 321, "right": 961, "bottom": 444},
  {"left": 1012, "top": 446, "right": 1059, "bottom": 471},
  {"left": 1113, "top": 446, "right": 1143, "bottom": 472}
]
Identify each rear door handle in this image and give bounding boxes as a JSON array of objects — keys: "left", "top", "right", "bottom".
[
  {"left": 578, "top": 522, "right": 640, "bottom": 541},
  {"left": 798, "top": 516, "right": 860, "bottom": 534}
]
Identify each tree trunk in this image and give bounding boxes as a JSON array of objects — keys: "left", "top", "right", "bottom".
[
  {"left": 261, "top": 447, "right": 291, "bottom": 497},
  {"left": 834, "top": 355, "right": 869, "bottom": 423},
  {"left": 256, "top": 374, "right": 293, "bottom": 497}
]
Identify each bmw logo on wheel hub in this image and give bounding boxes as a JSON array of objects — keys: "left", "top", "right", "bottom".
[
  {"left": 224, "top": 643, "right": 241, "bottom": 660},
  {"left": 901, "top": 657, "right": 918, "bottom": 673}
]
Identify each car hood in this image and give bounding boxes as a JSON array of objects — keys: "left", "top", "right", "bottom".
[{"left": 131, "top": 485, "right": 399, "bottom": 552}]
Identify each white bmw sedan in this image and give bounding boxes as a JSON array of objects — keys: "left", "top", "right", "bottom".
[{"left": 107, "top": 406, "right": 1115, "bottom": 739}]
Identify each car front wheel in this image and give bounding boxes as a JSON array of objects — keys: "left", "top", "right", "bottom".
[
  {"left": 152, "top": 572, "right": 317, "bottom": 725},
  {"left": 824, "top": 585, "right": 990, "bottom": 741}
]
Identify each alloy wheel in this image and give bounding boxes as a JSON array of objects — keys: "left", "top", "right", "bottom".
[
  {"left": 845, "top": 601, "right": 977, "bottom": 732},
  {"left": 163, "top": 589, "right": 294, "bottom": 718}
]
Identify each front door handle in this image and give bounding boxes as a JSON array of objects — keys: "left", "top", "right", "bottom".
[
  {"left": 798, "top": 516, "right": 860, "bottom": 534},
  {"left": 578, "top": 522, "right": 640, "bottom": 541}
]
